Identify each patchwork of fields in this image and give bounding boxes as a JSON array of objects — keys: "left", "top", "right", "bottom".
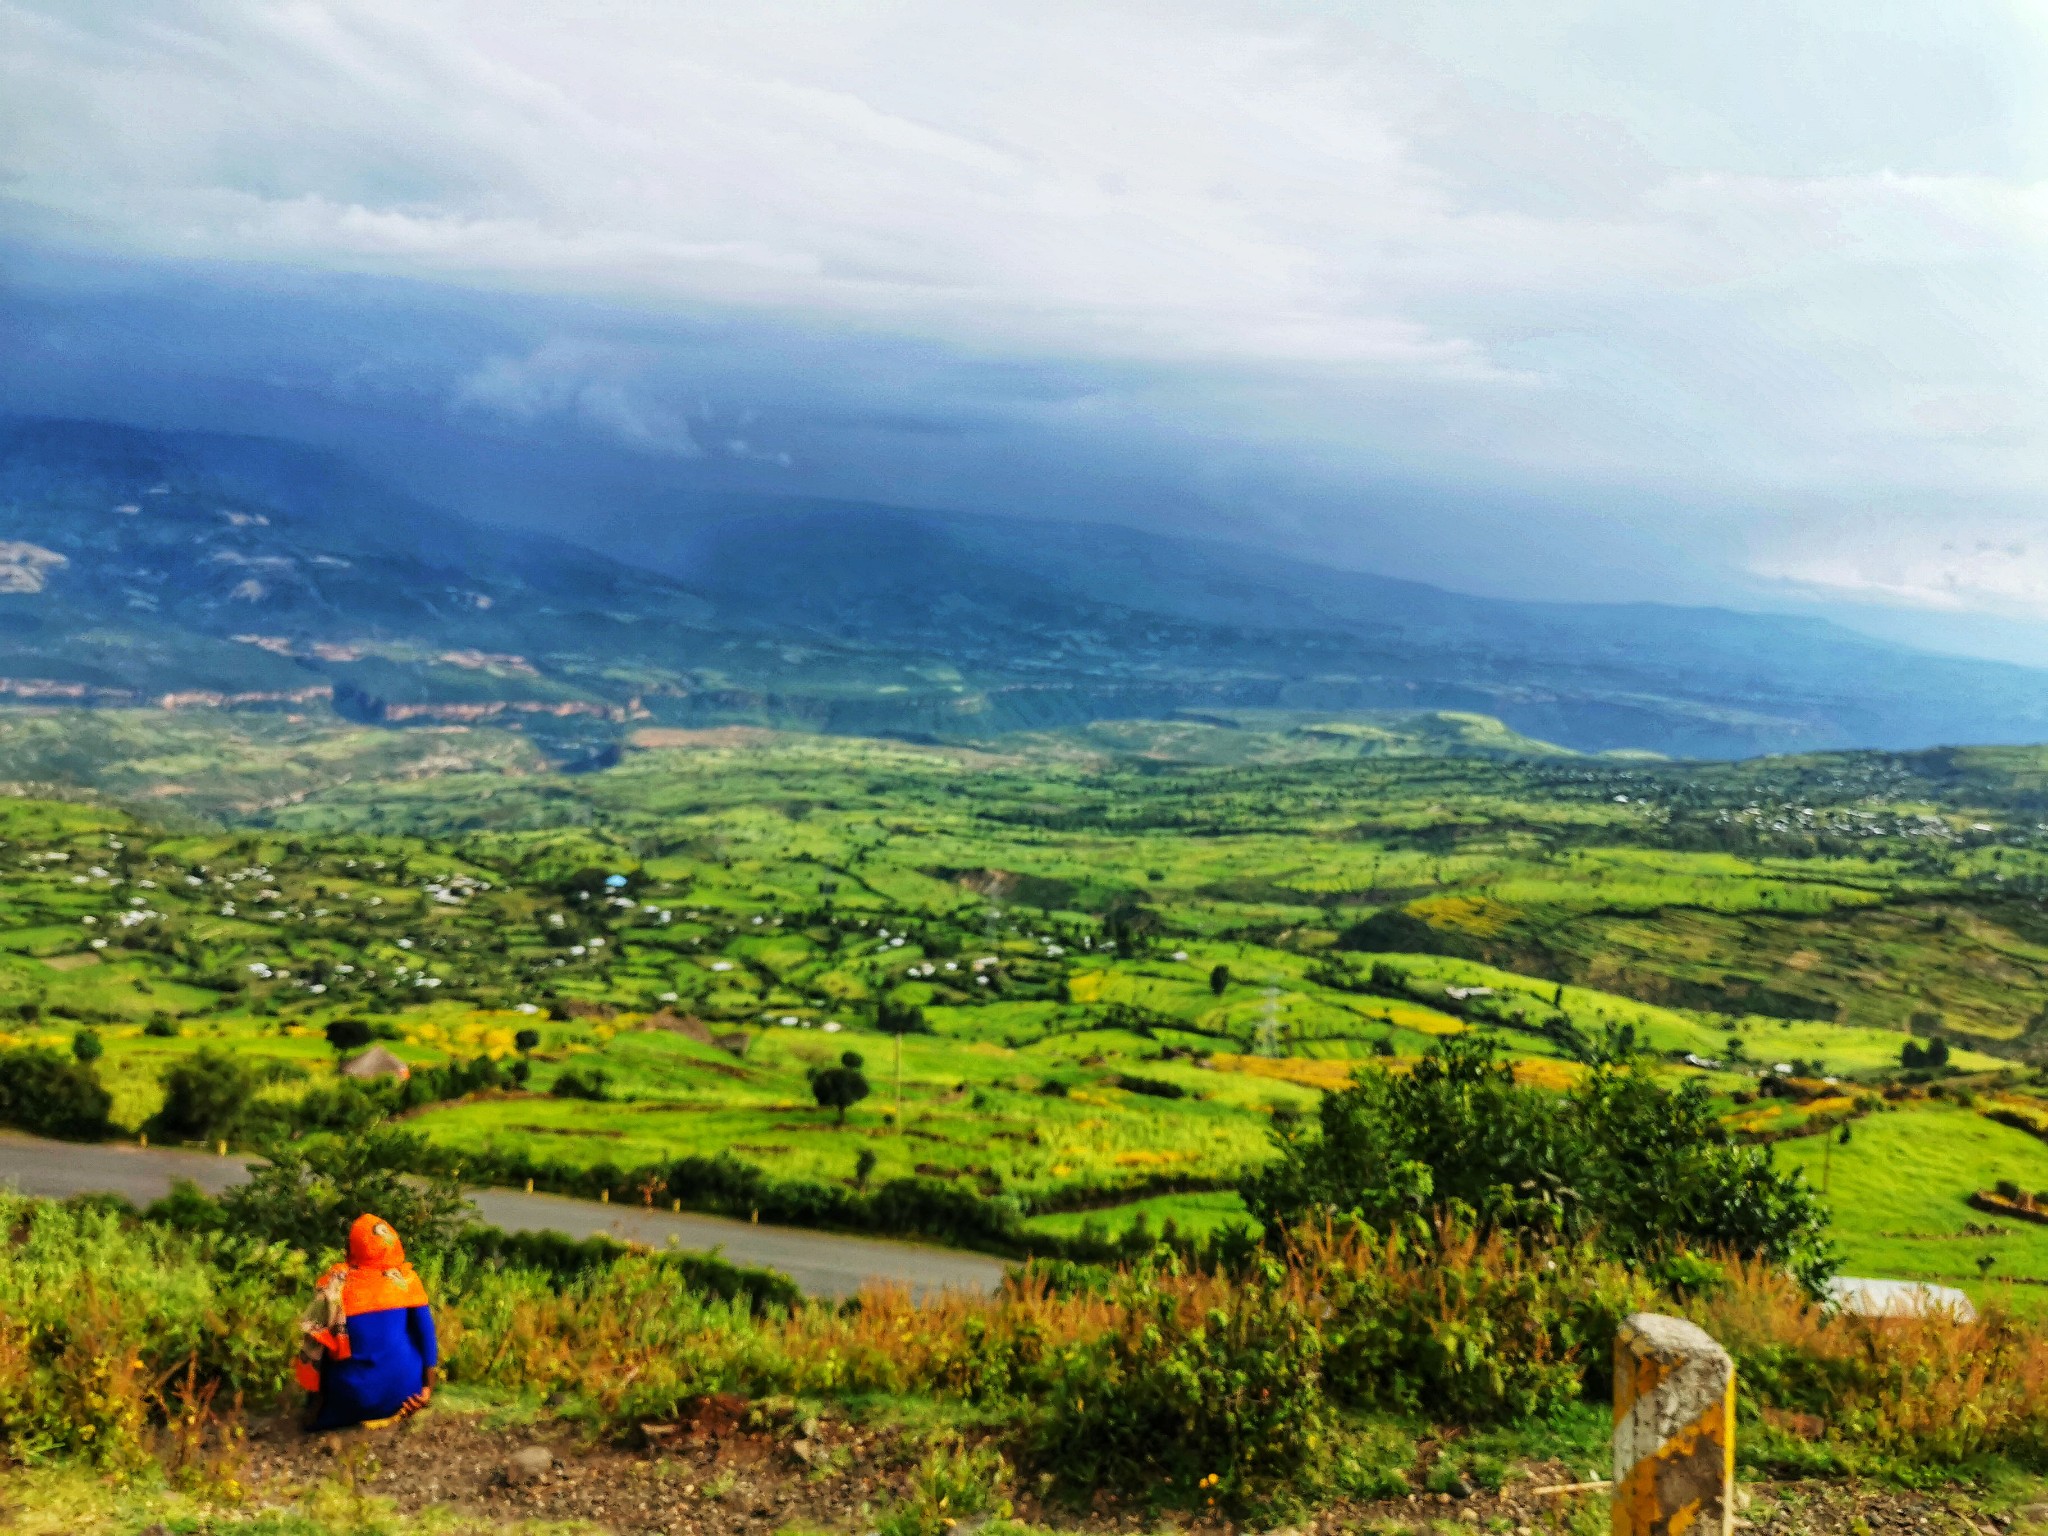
[{"left": 1, "top": 710, "right": 2046, "bottom": 1297}]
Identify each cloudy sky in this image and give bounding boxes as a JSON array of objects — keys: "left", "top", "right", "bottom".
[{"left": 3, "top": 1, "right": 2044, "bottom": 652}]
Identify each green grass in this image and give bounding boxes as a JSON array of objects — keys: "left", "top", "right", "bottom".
[
  {"left": 3, "top": 713, "right": 2048, "bottom": 1282},
  {"left": 1020, "top": 1189, "right": 1255, "bottom": 1240},
  {"left": 1775, "top": 1101, "right": 2048, "bottom": 1305}
]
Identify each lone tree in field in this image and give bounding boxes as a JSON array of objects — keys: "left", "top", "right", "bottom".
[
  {"left": 811, "top": 1060, "right": 871, "bottom": 1126},
  {"left": 71, "top": 1028, "right": 102, "bottom": 1065},
  {"left": 1209, "top": 963, "right": 1230, "bottom": 996},
  {"left": 514, "top": 1027, "right": 541, "bottom": 1054},
  {"left": 324, "top": 1018, "right": 374, "bottom": 1061}
]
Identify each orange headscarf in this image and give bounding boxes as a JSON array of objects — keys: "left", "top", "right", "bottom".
[{"left": 331, "top": 1213, "right": 431, "bottom": 1315}]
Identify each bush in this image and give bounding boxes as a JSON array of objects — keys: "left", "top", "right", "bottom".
[
  {"left": 550, "top": 1067, "right": 611, "bottom": 1102},
  {"left": 1299, "top": 1220, "right": 1654, "bottom": 1421},
  {"left": 210, "top": 1126, "right": 471, "bottom": 1261},
  {"left": 878, "top": 1439, "right": 1012, "bottom": 1536},
  {"left": 875, "top": 998, "right": 932, "bottom": 1035},
  {"left": 1115, "top": 1072, "right": 1185, "bottom": 1100},
  {"left": 1244, "top": 1033, "right": 1835, "bottom": 1290},
  {"left": 69, "top": 1030, "right": 102, "bottom": 1066},
  {"left": 0, "top": 1047, "right": 113, "bottom": 1140},
  {"left": 147, "top": 1048, "right": 257, "bottom": 1144},
  {"left": 1037, "top": 1254, "right": 1360, "bottom": 1515}
]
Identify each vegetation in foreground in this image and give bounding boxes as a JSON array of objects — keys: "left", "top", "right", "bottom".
[{"left": 6, "top": 1179, "right": 2048, "bottom": 1527}]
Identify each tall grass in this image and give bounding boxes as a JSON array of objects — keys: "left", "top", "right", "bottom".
[{"left": 6, "top": 1193, "right": 2048, "bottom": 1506}]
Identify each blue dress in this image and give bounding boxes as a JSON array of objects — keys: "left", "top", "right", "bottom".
[{"left": 315, "top": 1299, "right": 439, "bottom": 1429}]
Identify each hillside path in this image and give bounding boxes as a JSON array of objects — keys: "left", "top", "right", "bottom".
[{"left": 0, "top": 1131, "right": 1007, "bottom": 1299}]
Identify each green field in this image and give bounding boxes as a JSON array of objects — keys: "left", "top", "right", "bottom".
[
  {"left": 1776, "top": 1101, "right": 2048, "bottom": 1307},
  {"left": 1, "top": 707, "right": 2046, "bottom": 1281}
]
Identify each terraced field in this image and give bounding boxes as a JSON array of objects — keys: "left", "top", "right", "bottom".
[{"left": 0, "top": 708, "right": 2045, "bottom": 1294}]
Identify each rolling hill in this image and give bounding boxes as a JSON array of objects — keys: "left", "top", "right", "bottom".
[{"left": 3, "top": 414, "right": 2047, "bottom": 759}]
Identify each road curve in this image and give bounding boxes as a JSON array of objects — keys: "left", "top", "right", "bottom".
[{"left": 0, "top": 1132, "right": 1007, "bottom": 1300}]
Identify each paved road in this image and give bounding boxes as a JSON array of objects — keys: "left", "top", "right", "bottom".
[{"left": 0, "top": 1132, "right": 1007, "bottom": 1300}]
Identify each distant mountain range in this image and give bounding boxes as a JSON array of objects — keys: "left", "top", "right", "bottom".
[{"left": 2, "top": 413, "right": 2045, "bottom": 760}]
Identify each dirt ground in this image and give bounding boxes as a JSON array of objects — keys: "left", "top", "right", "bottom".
[{"left": 228, "top": 1403, "right": 2044, "bottom": 1536}]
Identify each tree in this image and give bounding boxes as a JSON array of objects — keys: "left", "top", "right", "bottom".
[
  {"left": 214, "top": 1124, "right": 471, "bottom": 1260},
  {"left": 840, "top": 1050, "right": 864, "bottom": 1070},
  {"left": 71, "top": 1029, "right": 103, "bottom": 1066},
  {"left": 811, "top": 1064, "right": 871, "bottom": 1126},
  {"left": 1244, "top": 1033, "right": 1835, "bottom": 1291},
  {"left": 855, "top": 1147, "right": 878, "bottom": 1191},
  {"left": 1209, "top": 964, "right": 1230, "bottom": 996},
  {"left": 324, "top": 1018, "right": 374, "bottom": 1059},
  {"left": 0, "top": 1046, "right": 113, "bottom": 1140},
  {"left": 150, "top": 1048, "right": 257, "bottom": 1144},
  {"left": 514, "top": 1027, "right": 542, "bottom": 1054}
]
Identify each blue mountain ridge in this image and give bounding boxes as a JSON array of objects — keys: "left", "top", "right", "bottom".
[{"left": 0, "top": 414, "right": 2042, "bottom": 759}]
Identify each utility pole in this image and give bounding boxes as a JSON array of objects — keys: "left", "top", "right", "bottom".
[{"left": 1254, "top": 986, "right": 1282, "bottom": 1058}]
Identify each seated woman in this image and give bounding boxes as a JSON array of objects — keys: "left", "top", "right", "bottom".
[{"left": 295, "top": 1213, "right": 439, "bottom": 1431}]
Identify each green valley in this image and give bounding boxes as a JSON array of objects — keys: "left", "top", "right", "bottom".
[{"left": 0, "top": 706, "right": 2044, "bottom": 1305}]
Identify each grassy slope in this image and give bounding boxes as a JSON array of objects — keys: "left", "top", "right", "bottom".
[
  {"left": 2, "top": 711, "right": 2048, "bottom": 1280},
  {"left": 1775, "top": 1101, "right": 2048, "bottom": 1308}
]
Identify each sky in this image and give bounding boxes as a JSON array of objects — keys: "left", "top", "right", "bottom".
[{"left": 2, "top": 1, "right": 2045, "bottom": 655}]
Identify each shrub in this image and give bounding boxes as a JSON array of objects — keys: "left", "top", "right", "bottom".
[
  {"left": 1245, "top": 1034, "right": 1835, "bottom": 1290},
  {"left": 69, "top": 1030, "right": 102, "bottom": 1066},
  {"left": 147, "top": 1048, "right": 257, "bottom": 1144},
  {"left": 550, "top": 1067, "right": 611, "bottom": 1102},
  {"left": 878, "top": 1439, "right": 1013, "bottom": 1536},
  {"left": 0, "top": 1193, "right": 295, "bottom": 1467},
  {"left": 0, "top": 1047, "right": 113, "bottom": 1140},
  {"left": 208, "top": 1127, "right": 471, "bottom": 1261},
  {"left": 1115, "top": 1072, "right": 1185, "bottom": 1100},
  {"left": 875, "top": 998, "right": 932, "bottom": 1035},
  {"left": 1036, "top": 1254, "right": 1353, "bottom": 1515},
  {"left": 141, "top": 1016, "right": 179, "bottom": 1038},
  {"left": 1297, "top": 1220, "right": 1654, "bottom": 1421}
]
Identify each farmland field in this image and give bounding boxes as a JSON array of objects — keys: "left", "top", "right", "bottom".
[{"left": 0, "top": 707, "right": 2046, "bottom": 1300}]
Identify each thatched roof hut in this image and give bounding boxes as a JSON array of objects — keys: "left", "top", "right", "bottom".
[{"left": 341, "top": 1045, "right": 411, "bottom": 1081}]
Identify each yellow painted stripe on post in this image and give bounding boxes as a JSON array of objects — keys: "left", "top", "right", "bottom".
[{"left": 1612, "top": 1313, "right": 1734, "bottom": 1536}]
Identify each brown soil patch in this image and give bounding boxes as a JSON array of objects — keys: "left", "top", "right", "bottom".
[
  {"left": 629, "top": 728, "right": 785, "bottom": 750},
  {"left": 233, "top": 1406, "right": 2012, "bottom": 1536}
]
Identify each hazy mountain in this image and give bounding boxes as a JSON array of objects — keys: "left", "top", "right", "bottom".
[{"left": 1, "top": 416, "right": 2045, "bottom": 759}]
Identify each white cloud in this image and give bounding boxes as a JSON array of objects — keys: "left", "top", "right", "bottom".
[
  {"left": 453, "top": 340, "right": 702, "bottom": 457},
  {"left": 2, "top": 0, "right": 2046, "bottom": 604}
]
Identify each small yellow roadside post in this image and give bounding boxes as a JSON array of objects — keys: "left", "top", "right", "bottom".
[{"left": 1612, "top": 1313, "right": 1734, "bottom": 1536}]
